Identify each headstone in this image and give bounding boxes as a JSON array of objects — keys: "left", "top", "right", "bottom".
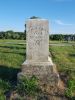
[
  {"left": 23, "top": 19, "right": 53, "bottom": 65},
  {"left": 26, "top": 19, "right": 49, "bottom": 62},
  {"left": 18, "top": 18, "right": 63, "bottom": 95}
]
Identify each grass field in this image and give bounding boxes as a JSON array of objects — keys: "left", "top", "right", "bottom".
[
  {"left": 0, "top": 39, "right": 75, "bottom": 98},
  {"left": 49, "top": 45, "right": 75, "bottom": 82}
]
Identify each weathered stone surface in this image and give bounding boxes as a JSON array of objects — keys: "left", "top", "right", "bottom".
[
  {"left": 18, "top": 18, "right": 65, "bottom": 98},
  {"left": 19, "top": 64, "right": 59, "bottom": 84},
  {"left": 26, "top": 19, "right": 49, "bottom": 62}
]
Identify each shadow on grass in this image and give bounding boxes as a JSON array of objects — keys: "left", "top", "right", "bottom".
[
  {"left": 16, "top": 43, "right": 26, "bottom": 46},
  {"left": 69, "top": 53, "right": 75, "bottom": 57},
  {"left": 0, "top": 65, "right": 21, "bottom": 85},
  {"left": 0, "top": 50, "right": 26, "bottom": 56},
  {"left": 0, "top": 45, "right": 26, "bottom": 50}
]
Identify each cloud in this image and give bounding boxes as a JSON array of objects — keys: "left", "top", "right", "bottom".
[{"left": 54, "top": 19, "right": 72, "bottom": 26}]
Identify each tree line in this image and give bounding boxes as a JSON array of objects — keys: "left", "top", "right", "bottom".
[
  {"left": 49, "top": 34, "right": 75, "bottom": 41},
  {"left": 0, "top": 30, "right": 26, "bottom": 40},
  {"left": 0, "top": 31, "right": 75, "bottom": 41}
]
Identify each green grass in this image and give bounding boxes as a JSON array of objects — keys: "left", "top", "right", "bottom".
[
  {"left": 49, "top": 45, "right": 75, "bottom": 81},
  {"left": 0, "top": 39, "right": 75, "bottom": 98},
  {"left": 0, "top": 39, "right": 75, "bottom": 77},
  {"left": 0, "top": 40, "right": 26, "bottom": 98},
  {"left": 49, "top": 46, "right": 75, "bottom": 70},
  {"left": 0, "top": 39, "right": 25, "bottom": 43},
  {"left": 0, "top": 43, "right": 25, "bottom": 67},
  {"left": 49, "top": 40, "right": 75, "bottom": 44},
  {"left": 0, "top": 42, "right": 26, "bottom": 81}
]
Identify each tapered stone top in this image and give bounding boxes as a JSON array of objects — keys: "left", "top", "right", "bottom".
[{"left": 26, "top": 19, "right": 49, "bottom": 62}]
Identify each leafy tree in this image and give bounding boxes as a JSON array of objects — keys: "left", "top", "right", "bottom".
[{"left": 30, "top": 16, "right": 40, "bottom": 19}]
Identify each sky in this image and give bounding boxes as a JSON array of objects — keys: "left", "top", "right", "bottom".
[{"left": 0, "top": 0, "right": 75, "bottom": 34}]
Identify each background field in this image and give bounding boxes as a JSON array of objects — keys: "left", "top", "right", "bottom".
[{"left": 0, "top": 39, "right": 75, "bottom": 98}]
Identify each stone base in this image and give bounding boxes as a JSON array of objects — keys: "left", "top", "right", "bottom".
[{"left": 18, "top": 57, "right": 64, "bottom": 94}]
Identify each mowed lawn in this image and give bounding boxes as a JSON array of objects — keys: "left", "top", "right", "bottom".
[
  {"left": 49, "top": 45, "right": 75, "bottom": 79},
  {"left": 0, "top": 40, "right": 26, "bottom": 81},
  {"left": 50, "top": 46, "right": 75, "bottom": 70},
  {"left": 0, "top": 39, "right": 75, "bottom": 98},
  {"left": 0, "top": 41, "right": 25, "bottom": 67},
  {"left": 0, "top": 39, "right": 75, "bottom": 77}
]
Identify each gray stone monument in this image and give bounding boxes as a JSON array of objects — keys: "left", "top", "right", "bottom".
[
  {"left": 18, "top": 18, "right": 62, "bottom": 93},
  {"left": 26, "top": 19, "right": 49, "bottom": 63},
  {"left": 23, "top": 19, "right": 53, "bottom": 65}
]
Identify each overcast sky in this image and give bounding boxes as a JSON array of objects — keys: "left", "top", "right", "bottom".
[{"left": 0, "top": 0, "right": 75, "bottom": 34}]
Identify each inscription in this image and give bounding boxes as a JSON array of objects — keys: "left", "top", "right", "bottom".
[{"left": 26, "top": 19, "right": 49, "bottom": 62}]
